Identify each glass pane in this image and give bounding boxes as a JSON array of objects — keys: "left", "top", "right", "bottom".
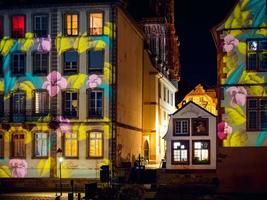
[
  {"left": 248, "top": 111, "right": 257, "bottom": 129},
  {"left": 259, "top": 40, "right": 267, "bottom": 51},
  {"left": 248, "top": 99, "right": 257, "bottom": 108},
  {"left": 260, "top": 111, "right": 267, "bottom": 130},
  {"left": 89, "top": 50, "right": 104, "bottom": 70},
  {"left": 90, "top": 13, "right": 103, "bottom": 35},
  {"left": 259, "top": 53, "right": 267, "bottom": 70},
  {"left": 248, "top": 41, "right": 258, "bottom": 51},
  {"left": 260, "top": 99, "right": 267, "bottom": 109},
  {"left": 247, "top": 53, "right": 257, "bottom": 70}
]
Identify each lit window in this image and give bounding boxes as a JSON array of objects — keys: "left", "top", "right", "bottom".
[
  {"left": 89, "top": 12, "right": 103, "bottom": 35},
  {"left": 64, "top": 14, "right": 78, "bottom": 36},
  {"left": 64, "top": 50, "right": 78, "bottom": 74},
  {"left": 247, "top": 39, "right": 267, "bottom": 71},
  {"left": 33, "top": 15, "right": 48, "bottom": 37},
  {"left": 0, "top": 132, "right": 4, "bottom": 158},
  {"left": 172, "top": 140, "right": 189, "bottom": 164},
  {"left": 62, "top": 91, "right": 78, "bottom": 118},
  {"left": 64, "top": 132, "right": 78, "bottom": 158},
  {"left": 11, "top": 15, "right": 25, "bottom": 38},
  {"left": 34, "top": 90, "right": 48, "bottom": 115},
  {"left": 88, "top": 50, "right": 104, "bottom": 73},
  {"left": 0, "top": 16, "right": 3, "bottom": 38},
  {"left": 247, "top": 97, "right": 267, "bottom": 131},
  {"left": 192, "top": 141, "right": 210, "bottom": 164},
  {"left": 88, "top": 131, "right": 103, "bottom": 158},
  {"left": 88, "top": 89, "right": 103, "bottom": 119},
  {"left": 11, "top": 52, "right": 26, "bottom": 76},
  {"left": 12, "top": 133, "right": 25, "bottom": 158},
  {"left": 33, "top": 52, "right": 48, "bottom": 75},
  {"left": 34, "top": 132, "right": 48, "bottom": 157},
  {"left": 173, "top": 119, "right": 189, "bottom": 136}
]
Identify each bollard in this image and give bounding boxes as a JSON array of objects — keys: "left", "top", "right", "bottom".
[
  {"left": 68, "top": 192, "right": 73, "bottom": 200},
  {"left": 77, "top": 192, "right": 81, "bottom": 200}
]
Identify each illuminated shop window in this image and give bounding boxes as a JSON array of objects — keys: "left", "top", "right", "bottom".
[
  {"left": 88, "top": 49, "right": 104, "bottom": 73},
  {"left": 64, "top": 50, "right": 78, "bottom": 74},
  {"left": 87, "top": 89, "right": 103, "bottom": 119},
  {"left": 64, "top": 132, "right": 78, "bottom": 158},
  {"left": 88, "top": 131, "right": 103, "bottom": 158},
  {"left": 0, "top": 16, "right": 3, "bottom": 38},
  {"left": 173, "top": 119, "right": 189, "bottom": 136},
  {"left": 11, "top": 15, "right": 25, "bottom": 38},
  {"left": 12, "top": 133, "right": 25, "bottom": 158},
  {"left": 0, "top": 54, "right": 3, "bottom": 77},
  {"left": 34, "top": 90, "right": 48, "bottom": 114},
  {"left": 89, "top": 12, "right": 103, "bottom": 36},
  {"left": 192, "top": 141, "right": 210, "bottom": 164},
  {"left": 12, "top": 91, "right": 26, "bottom": 114},
  {"left": 192, "top": 118, "right": 209, "bottom": 136},
  {"left": 64, "top": 14, "right": 78, "bottom": 36},
  {"left": 62, "top": 91, "right": 78, "bottom": 118},
  {"left": 34, "top": 132, "right": 48, "bottom": 158},
  {"left": 247, "top": 39, "right": 267, "bottom": 71},
  {"left": 33, "top": 15, "right": 48, "bottom": 37},
  {"left": 11, "top": 52, "right": 26, "bottom": 76},
  {"left": 172, "top": 140, "right": 189, "bottom": 164},
  {"left": 247, "top": 97, "right": 267, "bottom": 131},
  {"left": 33, "top": 52, "right": 48, "bottom": 75},
  {"left": 0, "top": 132, "right": 4, "bottom": 158}
]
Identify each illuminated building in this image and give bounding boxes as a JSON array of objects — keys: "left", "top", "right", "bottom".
[{"left": 212, "top": 0, "right": 267, "bottom": 192}]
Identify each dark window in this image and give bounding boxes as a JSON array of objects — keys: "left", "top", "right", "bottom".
[
  {"left": 11, "top": 15, "right": 25, "bottom": 38},
  {"left": 88, "top": 131, "right": 103, "bottom": 158},
  {"left": 0, "top": 93, "right": 4, "bottom": 117},
  {"left": 62, "top": 91, "right": 78, "bottom": 118},
  {"left": 173, "top": 119, "right": 189, "bottom": 136},
  {"left": 171, "top": 140, "right": 189, "bottom": 165},
  {"left": 64, "top": 51, "right": 78, "bottom": 74},
  {"left": 34, "top": 132, "right": 48, "bottom": 158},
  {"left": 0, "top": 16, "right": 3, "bottom": 38},
  {"left": 247, "top": 39, "right": 267, "bottom": 71},
  {"left": 247, "top": 97, "right": 267, "bottom": 131},
  {"left": 33, "top": 15, "right": 48, "bottom": 37},
  {"left": 0, "top": 54, "right": 3, "bottom": 77},
  {"left": 88, "top": 50, "right": 104, "bottom": 73},
  {"left": 89, "top": 12, "right": 103, "bottom": 36},
  {"left": 64, "top": 14, "right": 78, "bottom": 36},
  {"left": 0, "top": 132, "right": 4, "bottom": 158},
  {"left": 88, "top": 89, "right": 103, "bottom": 119},
  {"left": 192, "top": 140, "right": 210, "bottom": 165},
  {"left": 11, "top": 52, "right": 25, "bottom": 76},
  {"left": 33, "top": 52, "right": 48, "bottom": 75},
  {"left": 12, "top": 133, "right": 25, "bottom": 158},
  {"left": 11, "top": 91, "right": 26, "bottom": 114},
  {"left": 192, "top": 118, "right": 209, "bottom": 136},
  {"left": 34, "top": 90, "right": 49, "bottom": 115}
]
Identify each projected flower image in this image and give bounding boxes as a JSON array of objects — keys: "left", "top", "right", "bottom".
[{"left": 42, "top": 71, "right": 67, "bottom": 97}]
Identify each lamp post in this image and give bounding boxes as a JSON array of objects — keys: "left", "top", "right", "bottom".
[{"left": 57, "top": 148, "right": 63, "bottom": 196}]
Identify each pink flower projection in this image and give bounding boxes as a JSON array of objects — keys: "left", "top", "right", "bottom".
[
  {"left": 8, "top": 159, "right": 28, "bottom": 178},
  {"left": 35, "top": 35, "right": 51, "bottom": 52},
  {"left": 217, "top": 121, "right": 233, "bottom": 140},
  {"left": 57, "top": 116, "right": 71, "bottom": 133},
  {"left": 87, "top": 74, "right": 102, "bottom": 89},
  {"left": 226, "top": 86, "right": 247, "bottom": 107},
  {"left": 42, "top": 71, "right": 67, "bottom": 97},
  {"left": 223, "top": 34, "right": 239, "bottom": 52}
]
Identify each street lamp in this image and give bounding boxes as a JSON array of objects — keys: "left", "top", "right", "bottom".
[{"left": 57, "top": 148, "right": 63, "bottom": 196}]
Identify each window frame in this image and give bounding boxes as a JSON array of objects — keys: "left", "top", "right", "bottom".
[
  {"left": 63, "top": 50, "right": 79, "bottom": 75},
  {"left": 11, "top": 132, "right": 26, "bottom": 159},
  {"left": 87, "top": 130, "right": 104, "bottom": 159},
  {"left": 173, "top": 118, "right": 190, "bottom": 136},
  {"left": 11, "top": 51, "right": 26, "bottom": 76},
  {"left": 87, "top": 49, "right": 105, "bottom": 74},
  {"left": 192, "top": 140, "right": 210, "bottom": 165},
  {"left": 32, "top": 89, "right": 49, "bottom": 115},
  {"left": 87, "top": 88, "right": 104, "bottom": 119},
  {"left": 171, "top": 140, "right": 189, "bottom": 165},
  {"left": 63, "top": 132, "right": 79, "bottom": 159},
  {"left": 63, "top": 13, "right": 79, "bottom": 36},
  {"left": 10, "top": 90, "right": 26, "bottom": 114},
  {"left": 32, "top": 14, "right": 49, "bottom": 38},
  {"left": 0, "top": 131, "right": 4, "bottom": 159},
  {"left": 62, "top": 90, "right": 79, "bottom": 119},
  {"left": 88, "top": 11, "right": 104, "bottom": 36},
  {"left": 11, "top": 15, "right": 26, "bottom": 38},
  {"left": 32, "top": 51, "right": 49, "bottom": 75},
  {"left": 191, "top": 118, "right": 209, "bottom": 136},
  {"left": 32, "top": 131, "right": 49, "bottom": 159}
]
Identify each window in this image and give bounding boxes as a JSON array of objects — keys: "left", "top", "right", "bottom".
[
  {"left": 88, "top": 131, "right": 103, "bottom": 158},
  {"left": 0, "top": 132, "right": 4, "bottom": 158},
  {"left": 34, "top": 132, "right": 48, "bottom": 158},
  {"left": 11, "top": 52, "right": 26, "bottom": 76},
  {"left": 170, "top": 93, "right": 174, "bottom": 106},
  {"left": 11, "top": 15, "right": 25, "bottom": 38},
  {"left": 33, "top": 52, "right": 48, "bottom": 75},
  {"left": 88, "top": 89, "right": 103, "bottom": 119},
  {"left": 163, "top": 87, "right": 166, "bottom": 101},
  {"left": 167, "top": 90, "right": 170, "bottom": 103},
  {"left": 247, "top": 97, "right": 267, "bottom": 131},
  {"left": 172, "top": 140, "right": 189, "bottom": 164},
  {"left": 0, "top": 93, "right": 4, "bottom": 117},
  {"left": 88, "top": 50, "right": 104, "bottom": 73},
  {"left": 192, "top": 118, "right": 209, "bottom": 136},
  {"left": 62, "top": 91, "right": 78, "bottom": 118},
  {"left": 33, "top": 15, "right": 48, "bottom": 37},
  {"left": 247, "top": 39, "right": 267, "bottom": 71},
  {"left": 64, "top": 132, "right": 78, "bottom": 158},
  {"left": 11, "top": 91, "right": 26, "bottom": 114},
  {"left": 12, "top": 133, "right": 25, "bottom": 158},
  {"left": 0, "top": 16, "right": 3, "bottom": 38},
  {"left": 64, "top": 14, "right": 78, "bottom": 36},
  {"left": 34, "top": 90, "right": 48, "bottom": 115},
  {"left": 192, "top": 140, "right": 210, "bottom": 165},
  {"left": 0, "top": 54, "right": 3, "bottom": 77},
  {"left": 89, "top": 12, "right": 103, "bottom": 36},
  {"left": 64, "top": 50, "right": 78, "bottom": 74},
  {"left": 173, "top": 119, "right": 189, "bottom": 136}
]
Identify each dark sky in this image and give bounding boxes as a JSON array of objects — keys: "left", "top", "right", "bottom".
[{"left": 175, "top": 0, "right": 237, "bottom": 87}]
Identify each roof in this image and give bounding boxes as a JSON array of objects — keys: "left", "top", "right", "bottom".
[{"left": 171, "top": 101, "right": 217, "bottom": 118}]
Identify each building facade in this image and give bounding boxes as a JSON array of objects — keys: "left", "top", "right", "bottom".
[
  {"left": 212, "top": 0, "right": 267, "bottom": 192},
  {"left": 0, "top": 0, "right": 145, "bottom": 180}
]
